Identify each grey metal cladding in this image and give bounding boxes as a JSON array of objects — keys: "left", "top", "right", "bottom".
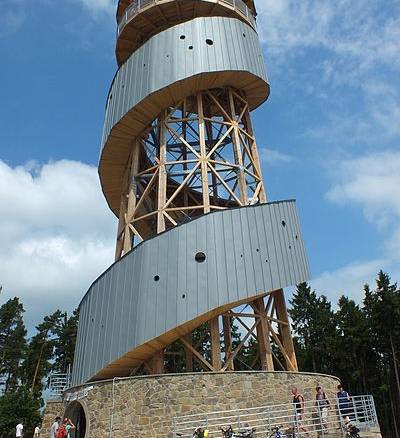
[
  {"left": 101, "top": 16, "right": 267, "bottom": 148},
  {"left": 72, "top": 201, "right": 310, "bottom": 385}
]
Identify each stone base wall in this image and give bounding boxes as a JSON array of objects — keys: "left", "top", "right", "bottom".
[
  {"left": 41, "top": 400, "right": 63, "bottom": 437},
  {"left": 43, "top": 371, "right": 344, "bottom": 438}
]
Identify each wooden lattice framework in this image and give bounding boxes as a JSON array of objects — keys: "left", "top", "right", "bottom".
[{"left": 114, "top": 87, "right": 298, "bottom": 374}]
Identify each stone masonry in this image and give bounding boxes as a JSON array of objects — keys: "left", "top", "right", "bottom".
[{"left": 46, "top": 371, "right": 345, "bottom": 437}]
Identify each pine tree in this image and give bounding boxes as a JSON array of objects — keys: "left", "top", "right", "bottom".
[
  {"left": 0, "top": 298, "right": 27, "bottom": 393},
  {"left": 289, "top": 283, "right": 336, "bottom": 374}
]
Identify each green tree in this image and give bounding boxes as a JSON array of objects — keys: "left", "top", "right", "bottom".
[
  {"left": 22, "top": 310, "right": 64, "bottom": 397},
  {"left": 0, "top": 387, "right": 41, "bottom": 438},
  {"left": 0, "top": 298, "right": 27, "bottom": 392},
  {"left": 289, "top": 283, "right": 336, "bottom": 374},
  {"left": 53, "top": 309, "right": 79, "bottom": 373}
]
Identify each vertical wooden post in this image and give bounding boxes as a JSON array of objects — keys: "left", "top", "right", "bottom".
[
  {"left": 274, "top": 289, "right": 298, "bottom": 371},
  {"left": 157, "top": 112, "right": 167, "bottom": 233},
  {"left": 197, "top": 92, "right": 211, "bottom": 214},
  {"left": 148, "top": 350, "right": 165, "bottom": 374},
  {"left": 252, "top": 297, "right": 274, "bottom": 371},
  {"left": 223, "top": 315, "right": 234, "bottom": 371},
  {"left": 229, "top": 89, "right": 248, "bottom": 206},
  {"left": 244, "top": 111, "right": 267, "bottom": 203},
  {"left": 210, "top": 317, "right": 222, "bottom": 371},
  {"left": 184, "top": 333, "right": 193, "bottom": 372}
]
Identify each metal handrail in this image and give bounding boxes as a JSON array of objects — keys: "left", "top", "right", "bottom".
[
  {"left": 117, "top": 0, "right": 256, "bottom": 37},
  {"left": 48, "top": 370, "right": 72, "bottom": 399},
  {"left": 172, "top": 395, "right": 379, "bottom": 437}
]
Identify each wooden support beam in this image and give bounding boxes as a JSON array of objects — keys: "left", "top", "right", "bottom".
[
  {"left": 273, "top": 289, "right": 298, "bottom": 371},
  {"left": 184, "top": 333, "right": 193, "bottom": 372},
  {"left": 197, "top": 92, "right": 210, "bottom": 214},
  {"left": 252, "top": 297, "right": 274, "bottom": 371},
  {"left": 210, "top": 317, "right": 222, "bottom": 371},
  {"left": 157, "top": 111, "right": 167, "bottom": 233},
  {"left": 222, "top": 319, "right": 260, "bottom": 371},
  {"left": 222, "top": 315, "right": 234, "bottom": 371},
  {"left": 180, "top": 337, "right": 215, "bottom": 372},
  {"left": 145, "top": 349, "right": 165, "bottom": 375}
]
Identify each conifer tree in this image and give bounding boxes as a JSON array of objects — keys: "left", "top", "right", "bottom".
[{"left": 0, "top": 298, "right": 27, "bottom": 393}]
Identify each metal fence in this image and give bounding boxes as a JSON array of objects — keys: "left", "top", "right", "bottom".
[
  {"left": 117, "top": 0, "right": 257, "bottom": 36},
  {"left": 48, "top": 371, "right": 71, "bottom": 399},
  {"left": 172, "top": 395, "right": 378, "bottom": 437}
]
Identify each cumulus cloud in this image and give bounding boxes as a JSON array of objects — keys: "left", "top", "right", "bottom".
[
  {"left": 72, "top": 0, "right": 115, "bottom": 15},
  {"left": 0, "top": 160, "right": 116, "bottom": 328},
  {"left": 314, "top": 150, "right": 400, "bottom": 303},
  {"left": 311, "top": 259, "right": 387, "bottom": 305},
  {"left": 257, "top": 0, "right": 400, "bottom": 74},
  {"left": 257, "top": 1, "right": 400, "bottom": 148},
  {"left": 259, "top": 147, "right": 294, "bottom": 165},
  {"left": 327, "top": 151, "right": 400, "bottom": 229}
]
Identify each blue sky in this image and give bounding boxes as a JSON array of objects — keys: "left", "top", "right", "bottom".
[{"left": 0, "top": 0, "right": 399, "bottom": 327}]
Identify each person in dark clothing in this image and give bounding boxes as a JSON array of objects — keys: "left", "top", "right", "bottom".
[
  {"left": 337, "top": 384, "right": 352, "bottom": 418},
  {"left": 292, "top": 387, "right": 308, "bottom": 432}
]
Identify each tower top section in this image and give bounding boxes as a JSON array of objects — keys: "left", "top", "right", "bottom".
[{"left": 115, "top": 0, "right": 258, "bottom": 65}]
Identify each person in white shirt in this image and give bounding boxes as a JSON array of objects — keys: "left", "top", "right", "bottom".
[
  {"left": 34, "top": 426, "right": 40, "bottom": 437},
  {"left": 50, "top": 417, "right": 61, "bottom": 438},
  {"left": 16, "top": 422, "right": 23, "bottom": 438}
]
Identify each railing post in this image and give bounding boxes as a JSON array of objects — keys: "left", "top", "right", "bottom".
[
  {"left": 205, "top": 415, "right": 209, "bottom": 428},
  {"left": 266, "top": 406, "right": 271, "bottom": 432},
  {"left": 335, "top": 396, "right": 344, "bottom": 432},
  {"left": 237, "top": 414, "right": 241, "bottom": 430},
  {"left": 371, "top": 396, "right": 378, "bottom": 425},
  {"left": 172, "top": 417, "right": 176, "bottom": 438},
  {"left": 352, "top": 397, "right": 359, "bottom": 423},
  {"left": 316, "top": 402, "right": 325, "bottom": 438}
]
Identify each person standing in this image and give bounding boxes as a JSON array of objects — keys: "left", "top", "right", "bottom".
[
  {"left": 63, "top": 418, "right": 75, "bottom": 438},
  {"left": 315, "top": 386, "right": 330, "bottom": 432},
  {"left": 50, "top": 417, "right": 61, "bottom": 438},
  {"left": 16, "top": 422, "right": 23, "bottom": 438},
  {"left": 291, "top": 387, "right": 308, "bottom": 432},
  {"left": 337, "top": 384, "right": 351, "bottom": 419},
  {"left": 34, "top": 426, "right": 40, "bottom": 437}
]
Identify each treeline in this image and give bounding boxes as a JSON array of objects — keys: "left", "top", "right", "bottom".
[
  {"left": 290, "top": 271, "right": 400, "bottom": 438},
  {"left": 0, "top": 300, "right": 78, "bottom": 437},
  {"left": 0, "top": 271, "right": 399, "bottom": 437}
]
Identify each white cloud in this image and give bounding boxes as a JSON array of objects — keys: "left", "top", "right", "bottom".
[
  {"left": 0, "top": 160, "right": 116, "bottom": 328},
  {"left": 257, "top": 0, "right": 400, "bottom": 74},
  {"left": 259, "top": 147, "right": 294, "bottom": 164},
  {"left": 327, "top": 151, "right": 400, "bottom": 229},
  {"left": 311, "top": 259, "right": 388, "bottom": 305},
  {"left": 0, "top": 1, "right": 25, "bottom": 38},
  {"left": 72, "top": 0, "right": 115, "bottom": 15},
  {"left": 314, "top": 150, "right": 400, "bottom": 303}
]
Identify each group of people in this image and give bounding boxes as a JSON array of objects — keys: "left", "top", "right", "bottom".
[
  {"left": 50, "top": 417, "right": 76, "bottom": 438},
  {"left": 15, "top": 423, "right": 40, "bottom": 438},
  {"left": 14, "top": 417, "right": 74, "bottom": 438},
  {"left": 292, "top": 384, "right": 354, "bottom": 432}
]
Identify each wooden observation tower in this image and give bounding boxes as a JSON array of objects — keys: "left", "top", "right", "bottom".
[{"left": 71, "top": 0, "right": 310, "bottom": 385}]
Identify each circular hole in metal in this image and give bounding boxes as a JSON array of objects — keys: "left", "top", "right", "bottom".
[
  {"left": 180, "top": 35, "right": 186, "bottom": 40},
  {"left": 182, "top": 294, "right": 186, "bottom": 299},
  {"left": 282, "top": 220, "right": 286, "bottom": 227},
  {"left": 295, "top": 235, "right": 298, "bottom": 240},
  {"left": 289, "top": 245, "right": 292, "bottom": 249},
  {"left": 240, "top": 254, "right": 243, "bottom": 258},
  {"left": 143, "top": 63, "right": 146, "bottom": 67},
  {"left": 188, "top": 45, "right": 193, "bottom": 50},
  {"left": 265, "top": 259, "right": 268, "bottom": 263},
  {"left": 154, "top": 275, "right": 160, "bottom": 282},
  {"left": 205, "top": 39, "right": 213, "bottom": 46},
  {"left": 243, "top": 33, "right": 246, "bottom": 37},
  {"left": 256, "top": 248, "right": 259, "bottom": 252},
  {"left": 195, "top": 252, "right": 206, "bottom": 263}
]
